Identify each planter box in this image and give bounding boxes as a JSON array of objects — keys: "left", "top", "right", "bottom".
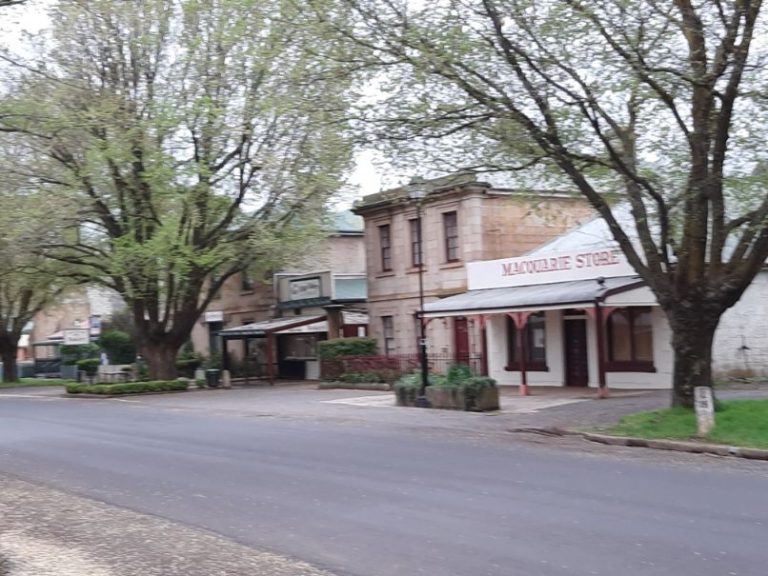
[{"left": 395, "top": 385, "right": 500, "bottom": 412}]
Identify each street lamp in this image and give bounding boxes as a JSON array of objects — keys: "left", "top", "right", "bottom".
[{"left": 408, "top": 176, "right": 430, "bottom": 408}]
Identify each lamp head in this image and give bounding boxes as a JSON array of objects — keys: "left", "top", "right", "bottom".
[{"left": 407, "top": 176, "right": 427, "bottom": 201}]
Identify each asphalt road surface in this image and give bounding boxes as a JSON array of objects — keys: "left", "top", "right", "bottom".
[{"left": 1, "top": 392, "right": 767, "bottom": 576}]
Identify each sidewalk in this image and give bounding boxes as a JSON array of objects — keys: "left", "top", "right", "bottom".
[{"left": 0, "top": 475, "right": 334, "bottom": 576}]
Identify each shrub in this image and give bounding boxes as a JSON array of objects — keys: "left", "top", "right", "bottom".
[
  {"left": 445, "top": 363, "right": 473, "bottom": 386},
  {"left": 98, "top": 330, "right": 136, "bottom": 364},
  {"left": 61, "top": 343, "right": 99, "bottom": 365},
  {"left": 176, "top": 357, "right": 203, "bottom": 377},
  {"left": 462, "top": 376, "right": 497, "bottom": 395},
  {"left": 66, "top": 380, "right": 189, "bottom": 395},
  {"left": 318, "top": 337, "right": 377, "bottom": 359},
  {"left": 76, "top": 358, "right": 100, "bottom": 376},
  {"left": 337, "top": 369, "right": 394, "bottom": 384}
]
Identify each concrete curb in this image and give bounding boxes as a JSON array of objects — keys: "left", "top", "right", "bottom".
[{"left": 508, "top": 427, "right": 768, "bottom": 461}]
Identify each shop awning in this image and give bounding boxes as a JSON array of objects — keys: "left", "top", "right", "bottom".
[
  {"left": 218, "top": 311, "right": 369, "bottom": 338},
  {"left": 423, "top": 276, "right": 649, "bottom": 317},
  {"left": 218, "top": 315, "right": 326, "bottom": 338}
]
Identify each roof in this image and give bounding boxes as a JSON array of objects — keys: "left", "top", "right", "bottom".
[
  {"left": 423, "top": 276, "right": 647, "bottom": 317},
  {"left": 352, "top": 173, "right": 486, "bottom": 212},
  {"left": 219, "top": 316, "right": 326, "bottom": 337},
  {"left": 332, "top": 210, "right": 364, "bottom": 234},
  {"left": 527, "top": 202, "right": 635, "bottom": 255},
  {"left": 218, "top": 311, "right": 369, "bottom": 338}
]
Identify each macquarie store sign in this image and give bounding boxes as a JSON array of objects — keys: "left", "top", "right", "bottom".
[{"left": 468, "top": 246, "right": 636, "bottom": 290}]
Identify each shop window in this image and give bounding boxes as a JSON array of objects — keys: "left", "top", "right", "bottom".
[
  {"left": 409, "top": 218, "right": 422, "bottom": 267},
  {"left": 607, "top": 307, "right": 655, "bottom": 371},
  {"left": 506, "top": 313, "right": 548, "bottom": 371},
  {"left": 379, "top": 224, "right": 392, "bottom": 271},
  {"left": 443, "top": 211, "right": 459, "bottom": 262},
  {"left": 208, "top": 321, "right": 223, "bottom": 354},
  {"left": 382, "top": 316, "right": 395, "bottom": 356}
]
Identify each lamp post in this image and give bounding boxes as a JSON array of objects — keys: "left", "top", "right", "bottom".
[{"left": 408, "top": 176, "right": 430, "bottom": 408}]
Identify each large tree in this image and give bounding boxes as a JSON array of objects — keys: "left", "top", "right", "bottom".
[
  {"left": 0, "top": 171, "right": 73, "bottom": 382},
  {"left": 1, "top": 0, "right": 353, "bottom": 379},
  {"left": 307, "top": 0, "right": 768, "bottom": 407}
]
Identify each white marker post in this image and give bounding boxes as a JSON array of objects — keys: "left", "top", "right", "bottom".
[{"left": 694, "top": 386, "right": 715, "bottom": 436}]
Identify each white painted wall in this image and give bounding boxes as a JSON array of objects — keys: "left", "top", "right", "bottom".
[
  {"left": 713, "top": 271, "right": 768, "bottom": 377},
  {"left": 488, "top": 307, "right": 674, "bottom": 389}
]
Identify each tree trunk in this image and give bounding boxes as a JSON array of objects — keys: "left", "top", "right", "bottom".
[
  {"left": 141, "top": 342, "right": 181, "bottom": 381},
  {"left": 0, "top": 339, "right": 19, "bottom": 383},
  {"left": 667, "top": 308, "right": 721, "bottom": 408}
]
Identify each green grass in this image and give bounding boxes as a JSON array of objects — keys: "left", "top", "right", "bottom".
[
  {"left": 608, "top": 398, "right": 768, "bottom": 449},
  {"left": 0, "top": 378, "right": 75, "bottom": 389}
]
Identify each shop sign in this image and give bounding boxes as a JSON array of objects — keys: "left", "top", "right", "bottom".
[
  {"left": 63, "top": 328, "right": 90, "bottom": 346},
  {"left": 468, "top": 246, "right": 636, "bottom": 289},
  {"left": 289, "top": 277, "right": 321, "bottom": 300},
  {"left": 204, "top": 311, "right": 224, "bottom": 323}
]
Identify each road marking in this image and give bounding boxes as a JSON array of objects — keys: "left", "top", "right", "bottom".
[
  {"left": 322, "top": 395, "right": 396, "bottom": 407},
  {"left": 0, "top": 394, "right": 62, "bottom": 400}
]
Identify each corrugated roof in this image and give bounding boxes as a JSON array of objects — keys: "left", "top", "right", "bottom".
[
  {"left": 423, "top": 276, "right": 645, "bottom": 316},
  {"left": 219, "top": 315, "right": 325, "bottom": 337}
]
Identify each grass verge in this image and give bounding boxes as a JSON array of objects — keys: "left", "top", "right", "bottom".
[
  {"left": 608, "top": 398, "right": 768, "bottom": 449},
  {"left": 0, "top": 378, "right": 75, "bottom": 389}
]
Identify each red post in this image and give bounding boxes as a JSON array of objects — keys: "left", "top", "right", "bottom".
[
  {"left": 509, "top": 312, "right": 531, "bottom": 396},
  {"left": 592, "top": 304, "right": 615, "bottom": 399}
]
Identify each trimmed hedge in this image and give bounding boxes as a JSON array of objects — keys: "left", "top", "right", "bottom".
[
  {"left": 318, "top": 337, "right": 377, "bottom": 359},
  {"left": 66, "top": 380, "right": 189, "bottom": 395}
]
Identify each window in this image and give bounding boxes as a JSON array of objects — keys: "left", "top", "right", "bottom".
[
  {"left": 409, "top": 218, "right": 422, "bottom": 267},
  {"left": 607, "top": 307, "right": 654, "bottom": 371},
  {"left": 443, "top": 211, "right": 459, "bottom": 262},
  {"left": 382, "top": 316, "right": 395, "bottom": 356},
  {"left": 241, "top": 271, "right": 254, "bottom": 292},
  {"left": 379, "top": 224, "right": 392, "bottom": 271},
  {"left": 208, "top": 321, "right": 223, "bottom": 354},
  {"left": 506, "top": 313, "right": 548, "bottom": 371}
]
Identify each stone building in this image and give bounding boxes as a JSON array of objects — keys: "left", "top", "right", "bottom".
[
  {"left": 352, "top": 174, "right": 594, "bottom": 371},
  {"left": 194, "top": 211, "right": 368, "bottom": 380}
]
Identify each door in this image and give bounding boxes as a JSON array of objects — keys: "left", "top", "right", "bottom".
[
  {"left": 453, "top": 317, "right": 470, "bottom": 365},
  {"left": 564, "top": 319, "right": 589, "bottom": 387}
]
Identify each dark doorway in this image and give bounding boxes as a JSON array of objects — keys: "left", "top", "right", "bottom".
[
  {"left": 453, "top": 317, "right": 470, "bottom": 365},
  {"left": 564, "top": 319, "right": 589, "bottom": 387}
]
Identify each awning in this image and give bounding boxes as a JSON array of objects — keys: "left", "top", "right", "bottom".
[
  {"left": 218, "top": 311, "right": 369, "bottom": 338},
  {"left": 218, "top": 315, "right": 325, "bottom": 338},
  {"left": 423, "top": 276, "right": 648, "bottom": 317}
]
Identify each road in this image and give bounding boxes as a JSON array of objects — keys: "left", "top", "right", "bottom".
[{"left": 1, "top": 390, "right": 767, "bottom": 576}]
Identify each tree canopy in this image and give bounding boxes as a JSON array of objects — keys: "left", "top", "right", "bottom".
[
  {"left": 307, "top": 0, "right": 768, "bottom": 406},
  {"left": 1, "top": 0, "right": 353, "bottom": 378}
]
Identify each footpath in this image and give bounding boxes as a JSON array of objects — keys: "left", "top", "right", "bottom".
[{"left": 0, "top": 474, "right": 334, "bottom": 576}]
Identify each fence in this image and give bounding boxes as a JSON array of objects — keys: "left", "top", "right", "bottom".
[{"left": 320, "top": 352, "right": 484, "bottom": 381}]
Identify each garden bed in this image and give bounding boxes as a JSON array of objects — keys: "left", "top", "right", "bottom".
[
  {"left": 394, "top": 366, "right": 500, "bottom": 412},
  {"left": 65, "top": 380, "right": 191, "bottom": 396}
]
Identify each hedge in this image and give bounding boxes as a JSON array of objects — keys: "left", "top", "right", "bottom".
[
  {"left": 66, "top": 380, "right": 189, "bottom": 395},
  {"left": 317, "top": 337, "right": 377, "bottom": 359}
]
